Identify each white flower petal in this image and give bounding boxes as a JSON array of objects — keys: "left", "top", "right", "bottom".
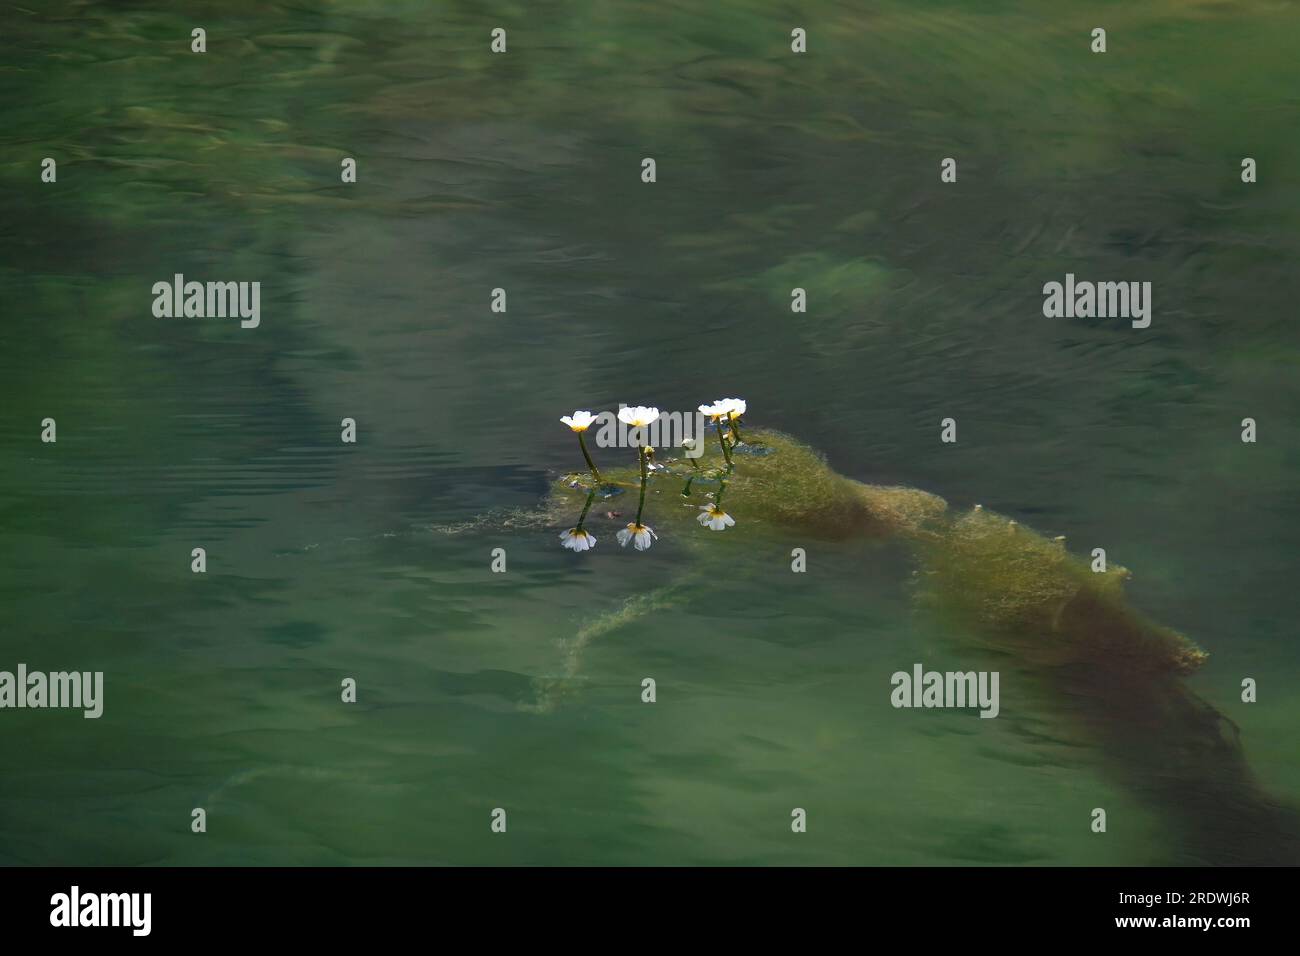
[
  {"left": 560, "top": 528, "right": 597, "bottom": 551},
  {"left": 618, "top": 405, "right": 661, "bottom": 427},
  {"left": 562, "top": 410, "right": 600, "bottom": 431}
]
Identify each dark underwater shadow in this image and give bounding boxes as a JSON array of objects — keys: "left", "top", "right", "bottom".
[{"left": 1051, "top": 661, "right": 1300, "bottom": 866}]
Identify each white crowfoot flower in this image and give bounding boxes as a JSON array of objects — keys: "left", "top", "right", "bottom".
[
  {"left": 697, "top": 505, "right": 735, "bottom": 531},
  {"left": 616, "top": 523, "right": 657, "bottom": 550},
  {"left": 559, "top": 528, "right": 596, "bottom": 552},
  {"left": 617, "top": 405, "right": 660, "bottom": 428},
  {"left": 720, "top": 397, "right": 747, "bottom": 420},
  {"left": 560, "top": 410, "right": 600, "bottom": 432}
]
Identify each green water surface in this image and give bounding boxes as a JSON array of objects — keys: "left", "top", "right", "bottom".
[{"left": 1, "top": 0, "right": 1298, "bottom": 865}]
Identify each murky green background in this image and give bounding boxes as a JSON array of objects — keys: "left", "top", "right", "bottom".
[{"left": 2, "top": 0, "right": 1298, "bottom": 865}]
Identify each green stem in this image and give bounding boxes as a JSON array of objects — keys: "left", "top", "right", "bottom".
[
  {"left": 715, "top": 478, "right": 728, "bottom": 509},
  {"left": 715, "top": 419, "right": 734, "bottom": 473},
  {"left": 634, "top": 446, "right": 649, "bottom": 526},
  {"left": 575, "top": 488, "right": 596, "bottom": 530},
  {"left": 729, "top": 419, "right": 744, "bottom": 445},
  {"left": 577, "top": 431, "right": 602, "bottom": 484},
  {"left": 680, "top": 476, "right": 694, "bottom": 497}
]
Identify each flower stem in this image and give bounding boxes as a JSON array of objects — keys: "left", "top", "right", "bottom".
[
  {"left": 729, "top": 419, "right": 744, "bottom": 445},
  {"left": 577, "top": 431, "right": 602, "bottom": 484},
  {"left": 634, "top": 446, "right": 649, "bottom": 526},
  {"left": 680, "top": 476, "right": 694, "bottom": 497},
  {"left": 575, "top": 488, "right": 596, "bottom": 530},
  {"left": 715, "top": 419, "right": 734, "bottom": 473},
  {"left": 715, "top": 478, "right": 728, "bottom": 509}
]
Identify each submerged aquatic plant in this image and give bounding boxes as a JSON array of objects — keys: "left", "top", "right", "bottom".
[{"left": 531, "top": 415, "right": 1300, "bottom": 864}]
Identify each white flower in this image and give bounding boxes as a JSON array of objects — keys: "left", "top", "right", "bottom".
[
  {"left": 617, "top": 405, "right": 660, "bottom": 428},
  {"left": 697, "top": 505, "right": 735, "bottom": 531},
  {"left": 561, "top": 410, "right": 600, "bottom": 432},
  {"left": 720, "top": 397, "right": 747, "bottom": 420},
  {"left": 616, "top": 523, "right": 657, "bottom": 550},
  {"left": 559, "top": 528, "right": 596, "bottom": 552},
  {"left": 702, "top": 398, "right": 746, "bottom": 421}
]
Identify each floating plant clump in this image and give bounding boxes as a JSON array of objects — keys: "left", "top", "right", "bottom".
[{"left": 556, "top": 398, "right": 750, "bottom": 553}]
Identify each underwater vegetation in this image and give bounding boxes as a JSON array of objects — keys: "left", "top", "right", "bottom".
[{"left": 535, "top": 401, "right": 1299, "bottom": 865}]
